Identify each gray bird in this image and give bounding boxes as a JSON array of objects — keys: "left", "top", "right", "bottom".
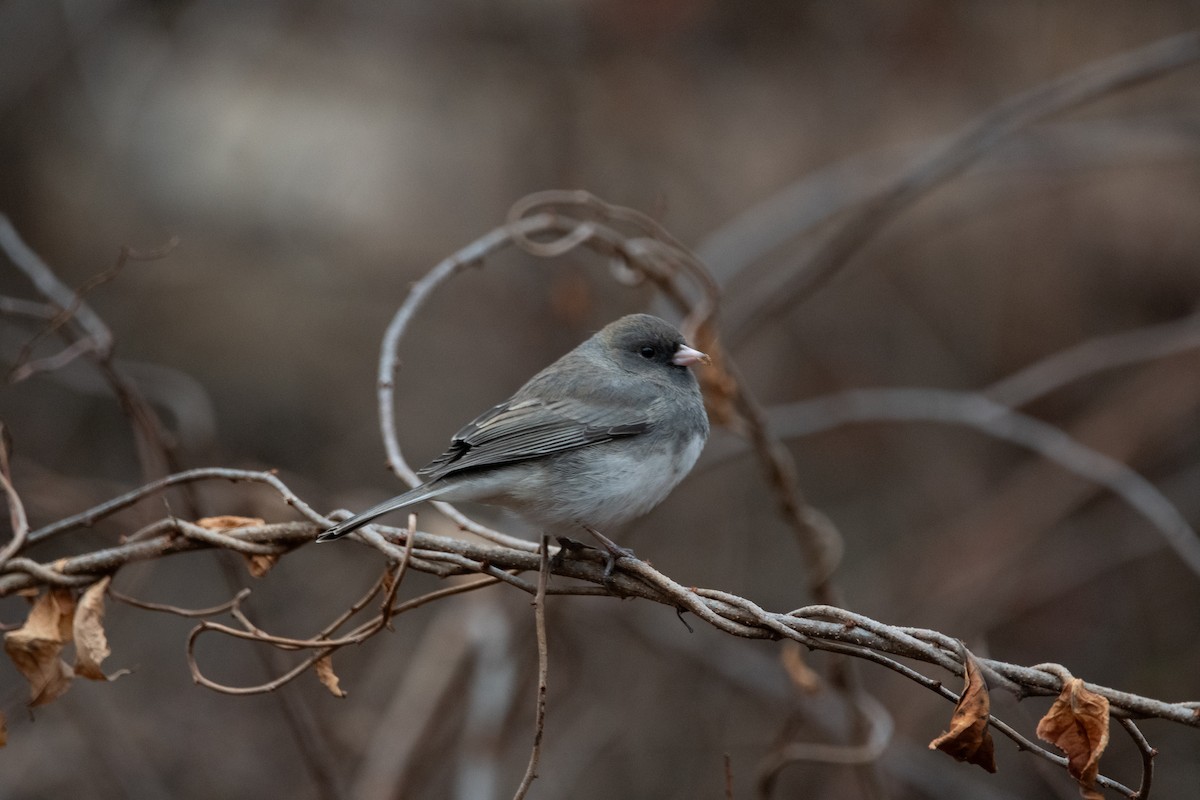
[{"left": 318, "top": 314, "right": 710, "bottom": 567}]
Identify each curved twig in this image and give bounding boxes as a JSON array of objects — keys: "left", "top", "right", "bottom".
[
  {"left": 110, "top": 586, "right": 252, "bottom": 618},
  {"left": 0, "top": 424, "right": 30, "bottom": 566},
  {"left": 764, "top": 388, "right": 1200, "bottom": 579},
  {"left": 1119, "top": 717, "right": 1157, "bottom": 799},
  {"left": 755, "top": 692, "right": 894, "bottom": 797}
]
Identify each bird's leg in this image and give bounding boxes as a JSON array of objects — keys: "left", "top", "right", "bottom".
[
  {"left": 581, "top": 524, "right": 638, "bottom": 583},
  {"left": 550, "top": 536, "right": 590, "bottom": 570}
]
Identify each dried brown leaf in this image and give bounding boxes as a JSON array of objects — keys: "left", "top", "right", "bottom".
[
  {"left": 315, "top": 656, "right": 346, "bottom": 698},
  {"left": 3, "top": 588, "right": 76, "bottom": 706},
  {"left": 196, "top": 515, "right": 265, "bottom": 531},
  {"left": 1036, "top": 678, "right": 1110, "bottom": 800},
  {"left": 243, "top": 553, "right": 280, "bottom": 578},
  {"left": 73, "top": 577, "right": 112, "bottom": 680},
  {"left": 0, "top": 709, "right": 7, "bottom": 747},
  {"left": 929, "top": 650, "right": 997, "bottom": 773}
]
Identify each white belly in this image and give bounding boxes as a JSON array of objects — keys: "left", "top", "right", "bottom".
[
  {"left": 543, "top": 433, "right": 705, "bottom": 530},
  {"left": 437, "top": 433, "right": 705, "bottom": 533}
]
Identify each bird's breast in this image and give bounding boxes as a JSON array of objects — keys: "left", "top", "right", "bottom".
[{"left": 533, "top": 432, "right": 705, "bottom": 530}]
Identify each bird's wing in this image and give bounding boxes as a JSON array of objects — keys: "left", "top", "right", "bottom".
[{"left": 417, "top": 397, "right": 650, "bottom": 480}]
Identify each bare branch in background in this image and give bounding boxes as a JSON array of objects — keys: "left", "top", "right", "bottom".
[
  {"left": 985, "top": 307, "right": 1200, "bottom": 408},
  {"left": 725, "top": 30, "right": 1200, "bottom": 343},
  {"left": 763, "top": 388, "right": 1200, "bottom": 579},
  {"left": 0, "top": 217, "right": 189, "bottom": 508}
]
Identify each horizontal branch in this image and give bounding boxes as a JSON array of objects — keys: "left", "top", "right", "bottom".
[{"left": 3, "top": 476, "right": 1196, "bottom": 732}]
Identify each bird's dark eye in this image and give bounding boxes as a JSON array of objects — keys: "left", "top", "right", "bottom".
[{"left": 639, "top": 346, "right": 656, "bottom": 359}]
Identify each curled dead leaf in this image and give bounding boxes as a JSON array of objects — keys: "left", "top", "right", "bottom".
[
  {"left": 3, "top": 587, "right": 76, "bottom": 706},
  {"left": 73, "top": 577, "right": 112, "bottom": 680},
  {"left": 315, "top": 655, "right": 347, "bottom": 698},
  {"left": 1036, "top": 678, "right": 1110, "bottom": 800},
  {"left": 195, "top": 515, "right": 265, "bottom": 531},
  {"left": 243, "top": 553, "right": 280, "bottom": 578},
  {"left": 928, "top": 650, "right": 997, "bottom": 773}
]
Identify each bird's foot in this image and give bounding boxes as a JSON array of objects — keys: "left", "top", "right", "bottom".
[
  {"left": 550, "top": 536, "right": 590, "bottom": 571},
  {"left": 553, "top": 529, "right": 639, "bottom": 594},
  {"left": 582, "top": 526, "right": 638, "bottom": 584}
]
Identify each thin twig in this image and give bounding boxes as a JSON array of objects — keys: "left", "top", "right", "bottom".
[
  {"left": 380, "top": 514, "right": 419, "bottom": 630},
  {"left": 1119, "top": 717, "right": 1157, "bottom": 799},
  {"left": 7, "top": 231, "right": 178, "bottom": 382},
  {"left": 0, "top": 423, "right": 30, "bottom": 567},
  {"left": 0, "top": 295, "right": 57, "bottom": 319},
  {"left": 184, "top": 514, "right": 424, "bottom": 695},
  {"left": 389, "top": 576, "right": 502, "bottom": 615},
  {"left": 375, "top": 213, "right": 554, "bottom": 551},
  {"left": 1, "top": 214, "right": 114, "bottom": 359},
  {"left": 28, "top": 466, "right": 331, "bottom": 545},
  {"left": 513, "top": 534, "right": 551, "bottom": 800},
  {"left": 10, "top": 338, "right": 97, "bottom": 382},
  {"left": 110, "top": 586, "right": 252, "bottom": 618}
]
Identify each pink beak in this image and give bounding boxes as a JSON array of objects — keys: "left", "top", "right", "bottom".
[{"left": 672, "top": 344, "right": 711, "bottom": 367}]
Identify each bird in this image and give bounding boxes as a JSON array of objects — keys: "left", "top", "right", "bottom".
[{"left": 317, "top": 314, "right": 710, "bottom": 571}]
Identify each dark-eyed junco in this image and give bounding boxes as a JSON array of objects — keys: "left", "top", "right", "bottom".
[{"left": 318, "top": 314, "right": 710, "bottom": 564}]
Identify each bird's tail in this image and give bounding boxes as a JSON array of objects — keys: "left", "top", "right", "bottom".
[{"left": 317, "top": 484, "right": 446, "bottom": 542}]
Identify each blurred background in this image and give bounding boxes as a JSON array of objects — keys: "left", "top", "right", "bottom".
[{"left": 2, "top": 2, "right": 1200, "bottom": 798}]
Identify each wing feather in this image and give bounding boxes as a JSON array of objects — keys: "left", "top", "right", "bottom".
[{"left": 417, "top": 398, "right": 650, "bottom": 480}]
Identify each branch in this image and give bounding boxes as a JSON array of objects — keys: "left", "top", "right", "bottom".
[
  {"left": 762, "top": 388, "right": 1200, "bottom": 579},
  {"left": 4, "top": 475, "right": 1198, "bottom": 740},
  {"left": 512, "top": 535, "right": 551, "bottom": 800},
  {"left": 0, "top": 214, "right": 115, "bottom": 361},
  {"left": 984, "top": 308, "right": 1200, "bottom": 408},
  {"left": 0, "top": 423, "right": 30, "bottom": 567},
  {"left": 0, "top": 217, "right": 187, "bottom": 495},
  {"left": 727, "top": 30, "right": 1200, "bottom": 343}
]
